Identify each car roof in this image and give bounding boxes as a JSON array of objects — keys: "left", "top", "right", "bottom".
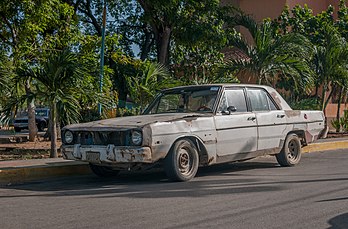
[
  {"left": 161, "top": 84, "right": 273, "bottom": 91},
  {"left": 161, "top": 84, "right": 292, "bottom": 110}
]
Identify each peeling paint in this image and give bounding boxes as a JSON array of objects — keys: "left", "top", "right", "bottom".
[{"left": 285, "top": 110, "right": 301, "bottom": 117}]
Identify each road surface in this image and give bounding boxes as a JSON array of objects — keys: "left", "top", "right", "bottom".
[{"left": 1, "top": 149, "right": 347, "bottom": 228}]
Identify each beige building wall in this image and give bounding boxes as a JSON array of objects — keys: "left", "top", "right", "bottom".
[
  {"left": 225, "top": 0, "right": 340, "bottom": 20},
  {"left": 238, "top": 0, "right": 286, "bottom": 21}
]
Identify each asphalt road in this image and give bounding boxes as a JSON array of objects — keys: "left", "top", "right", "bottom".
[{"left": 1, "top": 149, "right": 347, "bottom": 229}]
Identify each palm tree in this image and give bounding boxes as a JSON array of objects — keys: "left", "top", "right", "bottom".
[
  {"left": 127, "top": 62, "right": 175, "bottom": 110},
  {"left": 30, "top": 50, "right": 84, "bottom": 158},
  {"left": 311, "top": 24, "right": 348, "bottom": 112},
  {"left": 225, "top": 14, "right": 313, "bottom": 93}
]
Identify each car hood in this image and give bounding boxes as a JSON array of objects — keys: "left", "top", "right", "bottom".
[{"left": 64, "top": 113, "right": 212, "bottom": 131}]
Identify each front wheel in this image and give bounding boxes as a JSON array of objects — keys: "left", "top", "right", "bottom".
[
  {"left": 276, "top": 134, "right": 302, "bottom": 166},
  {"left": 89, "top": 164, "right": 120, "bottom": 177},
  {"left": 164, "top": 139, "right": 199, "bottom": 181}
]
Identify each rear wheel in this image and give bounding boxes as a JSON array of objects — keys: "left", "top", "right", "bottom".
[
  {"left": 164, "top": 139, "right": 199, "bottom": 181},
  {"left": 276, "top": 134, "right": 302, "bottom": 166},
  {"left": 89, "top": 164, "right": 120, "bottom": 177}
]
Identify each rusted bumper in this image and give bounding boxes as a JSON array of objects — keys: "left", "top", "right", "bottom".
[{"left": 61, "top": 144, "right": 152, "bottom": 163}]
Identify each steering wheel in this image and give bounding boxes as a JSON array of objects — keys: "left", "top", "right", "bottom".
[{"left": 197, "top": 106, "right": 211, "bottom": 112}]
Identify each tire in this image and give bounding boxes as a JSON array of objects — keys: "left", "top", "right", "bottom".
[
  {"left": 14, "top": 127, "right": 21, "bottom": 132},
  {"left": 276, "top": 134, "right": 302, "bottom": 166},
  {"left": 89, "top": 164, "right": 120, "bottom": 177},
  {"left": 37, "top": 122, "right": 45, "bottom": 131},
  {"left": 164, "top": 139, "right": 199, "bottom": 181}
]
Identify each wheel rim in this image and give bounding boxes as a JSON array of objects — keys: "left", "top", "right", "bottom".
[
  {"left": 178, "top": 147, "right": 193, "bottom": 175},
  {"left": 287, "top": 139, "right": 300, "bottom": 162}
]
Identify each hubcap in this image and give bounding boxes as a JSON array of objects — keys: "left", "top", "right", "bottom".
[
  {"left": 178, "top": 147, "right": 192, "bottom": 175},
  {"left": 287, "top": 139, "right": 299, "bottom": 161}
]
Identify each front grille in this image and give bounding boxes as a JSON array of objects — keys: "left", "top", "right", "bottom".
[
  {"left": 75, "top": 131, "right": 129, "bottom": 146},
  {"left": 15, "top": 120, "right": 28, "bottom": 124}
]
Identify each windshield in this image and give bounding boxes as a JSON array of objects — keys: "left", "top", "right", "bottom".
[
  {"left": 36, "top": 109, "right": 48, "bottom": 116},
  {"left": 144, "top": 86, "right": 220, "bottom": 114}
]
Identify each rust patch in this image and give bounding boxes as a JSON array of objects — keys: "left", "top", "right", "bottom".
[
  {"left": 203, "top": 139, "right": 217, "bottom": 145},
  {"left": 208, "top": 157, "right": 215, "bottom": 164},
  {"left": 285, "top": 110, "right": 301, "bottom": 117},
  {"left": 142, "top": 125, "right": 152, "bottom": 146}
]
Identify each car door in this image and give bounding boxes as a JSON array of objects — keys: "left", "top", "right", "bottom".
[
  {"left": 246, "top": 88, "right": 287, "bottom": 151},
  {"left": 214, "top": 87, "right": 258, "bottom": 157}
]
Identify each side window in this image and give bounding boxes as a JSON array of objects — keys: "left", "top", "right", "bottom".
[
  {"left": 248, "top": 88, "right": 273, "bottom": 111},
  {"left": 218, "top": 92, "right": 228, "bottom": 112},
  {"left": 267, "top": 96, "right": 278, "bottom": 110},
  {"left": 218, "top": 89, "right": 247, "bottom": 113}
]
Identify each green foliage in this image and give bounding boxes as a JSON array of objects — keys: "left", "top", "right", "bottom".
[
  {"left": 331, "top": 110, "right": 348, "bottom": 132},
  {"left": 30, "top": 50, "right": 85, "bottom": 125},
  {"left": 126, "top": 62, "right": 177, "bottom": 109},
  {"left": 80, "top": 109, "right": 101, "bottom": 123},
  {"left": 272, "top": 3, "right": 348, "bottom": 107},
  {"left": 289, "top": 98, "right": 321, "bottom": 110},
  {"left": 116, "top": 108, "right": 141, "bottom": 117},
  {"left": 226, "top": 14, "right": 313, "bottom": 94},
  {"left": 331, "top": 118, "right": 341, "bottom": 132}
]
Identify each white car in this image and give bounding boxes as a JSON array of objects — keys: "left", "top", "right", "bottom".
[{"left": 61, "top": 84, "right": 325, "bottom": 181}]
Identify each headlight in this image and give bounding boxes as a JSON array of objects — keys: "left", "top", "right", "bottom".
[
  {"left": 131, "top": 130, "right": 142, "bottom": 145},
  {"left": 64, "top": 130, "right": 74, "bottom": 144}
]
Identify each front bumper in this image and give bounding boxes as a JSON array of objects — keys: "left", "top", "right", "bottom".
[
  {"left": 14, "top": 123, "right": 28, "bottom": 129},
  {"left": 61, "top": 144, "right": 152, "bottom": 164}
]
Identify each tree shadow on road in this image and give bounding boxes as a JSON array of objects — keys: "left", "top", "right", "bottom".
[
  {"left": 2, "top": 159, "right": 348, "bottom": 200},
  {"left": 0, "top": 161, "right": 285, "bottom": 199}
]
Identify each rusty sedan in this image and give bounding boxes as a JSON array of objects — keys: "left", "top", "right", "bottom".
[{"left": 61, "top": 84, "right": 325, "bottom": 181}]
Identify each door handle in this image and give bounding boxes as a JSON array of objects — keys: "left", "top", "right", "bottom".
[
  {"left": 247, "top": 117, "right": 256, "bottom": 121},
  {"left": 277, "top": 114, "right": 285, "bottom": 118}
]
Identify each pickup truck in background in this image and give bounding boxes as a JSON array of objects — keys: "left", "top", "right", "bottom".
[
  {"left": 61, "top": 84, "right": 325, "bottom": 181},
  {"left": 14, "top": 108, "right": 50, "bottom": 132}
]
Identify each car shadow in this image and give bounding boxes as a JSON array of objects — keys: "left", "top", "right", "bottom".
[{"left": 0, "top": 161, "right": 284, "bottom": 198}]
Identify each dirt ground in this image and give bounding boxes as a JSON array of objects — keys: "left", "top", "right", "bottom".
[{"left": 0, "top": 138, "right": 62, "bottom": 160}]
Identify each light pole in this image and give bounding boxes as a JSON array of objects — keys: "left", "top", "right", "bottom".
[{"left": 98, "top": 0, "right": 107, "bottom": 116}]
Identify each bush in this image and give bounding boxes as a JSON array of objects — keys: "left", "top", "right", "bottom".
[
  {"left": 289, "top": 98, "right": 321, "bottom": 110},
  {"left": 80, "top": 109, "right": 101, "bottom": 123},
  {"left": 331, "top": 110, "right": 348, "bottom": 132},
  {"left": 116, "top": 107, "right": 141, "bottom": 117}
]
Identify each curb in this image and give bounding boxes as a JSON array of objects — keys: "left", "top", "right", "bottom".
[
  {"left": 1, "top": 140, "right": 348, "bottom": 186},
  {"left": 0, "top": 161, "right": 91, "bottom": 186},
  {"left": 302, "top": 140, "right": 348, "bottom": 153}
]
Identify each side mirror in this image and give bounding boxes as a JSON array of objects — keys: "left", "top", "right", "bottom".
[{"left": 226, "top": 106, "right": 237, "bottom": 115}]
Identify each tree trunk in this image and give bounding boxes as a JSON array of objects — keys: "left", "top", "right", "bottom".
[
  {"left": 321, "top": 82, "right": 328, "bottom": 113},
  {"left": 323, "top": 88, "right": 334, "bottom": 111},
  {"left": 56, "top": 121, "right": 61, "bottom": 140},
  {"left": 156, "top": 26, "right": 171, "bottom": 66},
  {"left": 25, "top": 79, "right": 37, "bottom": 142},
  {"left": 140, "top": 26, "right": 154, "bottom": 61},
  {"left": 50, "top": 102, "right": 58, "bottom": 158},
  {"left": 336, "top": 86, "right": 343, "bottom": 132}
]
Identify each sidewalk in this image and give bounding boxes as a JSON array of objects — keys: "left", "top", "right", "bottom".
[{"left": 1, "top": 137, "right": 348, "bottom": 185}]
